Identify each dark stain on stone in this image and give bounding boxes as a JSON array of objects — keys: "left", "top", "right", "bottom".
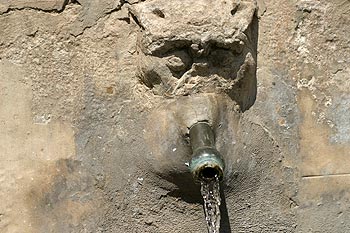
[{"left": 26, "top": 158, "right": 100, "bottom": 232}]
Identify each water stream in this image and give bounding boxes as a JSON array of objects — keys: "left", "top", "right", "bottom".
[{"left": 200, "top": 177, "right": 221, "bottom": 233}]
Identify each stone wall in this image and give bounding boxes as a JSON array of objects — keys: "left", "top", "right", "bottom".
[{"left": 0, "top": 0, "right": 349, "bottom": 232}]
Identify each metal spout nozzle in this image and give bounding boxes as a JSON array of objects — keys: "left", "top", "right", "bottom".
[{"left": 189, "top": 122, "right": 224, "bottom": 182}]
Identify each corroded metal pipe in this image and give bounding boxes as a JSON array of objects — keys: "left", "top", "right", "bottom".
[{"left": 189, "top": 122, "right": 225, "bottom": 182}]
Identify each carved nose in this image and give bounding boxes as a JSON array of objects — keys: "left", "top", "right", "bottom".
[
  {"left": 190, "top": 44, "right": 203, "bottom": 57},
  {"left": 190, "top": 43, "right": 210, "bottom": 58}
]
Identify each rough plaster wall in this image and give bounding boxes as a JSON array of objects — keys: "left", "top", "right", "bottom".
[
  {"left": 0, "top": 0, "right": 349, "bottom": 233},
  {"left": 256, "top": 0, "right": 350, "bottom": 231}
]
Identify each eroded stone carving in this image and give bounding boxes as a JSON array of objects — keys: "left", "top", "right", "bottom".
[{"left": 130, "top": 0, "right": 258, "bottom": 110}]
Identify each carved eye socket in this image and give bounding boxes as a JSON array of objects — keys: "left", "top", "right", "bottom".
[
  {"left": 165, "top": 50, "right": 192, "bottom": 72},
  {"left": 209, "top": 49, "right": 234, "bottom": 67},
  {"left": 152, "top": 8, "right": 165, "bottom": 18}
]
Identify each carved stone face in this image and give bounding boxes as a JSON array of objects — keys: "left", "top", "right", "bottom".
[{"left": 131, "top": 0, "right": 257, "bottom": 110}]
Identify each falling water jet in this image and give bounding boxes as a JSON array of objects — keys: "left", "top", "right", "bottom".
[
  {"left": 188, "top": 122, "right": 224, "bottom": 233},
  {"left": 201, "top": 176, "right": 221, "bottom": 233}
]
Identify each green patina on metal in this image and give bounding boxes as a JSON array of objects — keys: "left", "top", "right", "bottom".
[{"left": 189, "top": 122, "right": 225, "bottom": 182}]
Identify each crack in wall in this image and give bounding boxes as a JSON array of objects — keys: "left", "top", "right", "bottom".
[
  {"left": 0, "top": 0, "right": 71, "bottom": 16},
  {"left": 70, "top": 3, "right": 127, "bottom": 37},
  {"left": 302, "top": 173, "right": 350, "bottom": 179},
  {"left": 69, "top": 0, "right": 143, "bottom": 37}
]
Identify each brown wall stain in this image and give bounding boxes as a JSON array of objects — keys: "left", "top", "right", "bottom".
[
  {"left": 0, "top": 60, "right": 96, "bottom": 232},
  {"left": 297, "top": 90, "right": 350, "bottom": 231},
  {"left": 298, "top": 91, "right": 350, "bottom": 177}
]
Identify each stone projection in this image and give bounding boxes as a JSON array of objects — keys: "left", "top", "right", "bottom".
[
  {"left": 0, "top": 0, "right": 349, "bottom": 232},
  {"left": 133, "top": 0, "right": 257, "bottom": 110},
  {"left": 132, "top": 0, "right": 259, "bottom": 207}
]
